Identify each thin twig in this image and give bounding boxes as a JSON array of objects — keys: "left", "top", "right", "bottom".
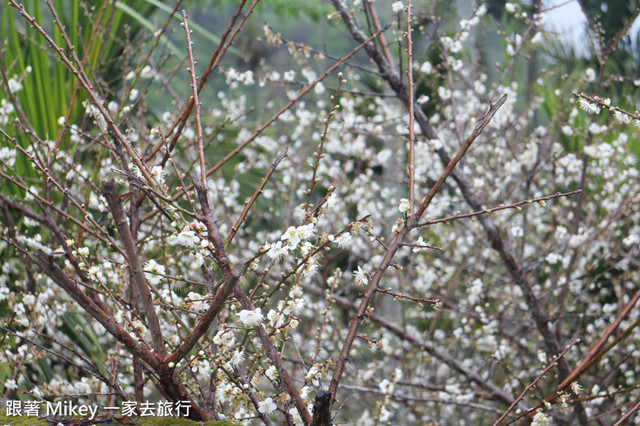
[
  {"left": 171, "top": 26, "right": 390, "bottom": 204},
  {"left": 181, "top": 11, "right": 207, "bottom": 190},
  {"left": 405, "top": 0, "right": 416, "bottom": 214},
  {"left": 164, "top": 262, "right": 247, "bottom": 366},
  {"left": 328, "top": 4, "right": 586, "bottom": 420},
  {"left": 411, "top": 94, "right": 507, "bottom": 222},
  {"left": 10, "top": 0, "right": 155, "bottom": 186},
  {"left": 365, "top": 1, "right": 395, "bottom": 72},
  {"left": 30, "top": 250, "right": 158, "bottom": 367},
  {"left": 494, "top": 338, "right": 578, "bottom": 425},
  {"left": 375, "top": 287, "right": 440, "bottom": 306},
  {"left": 574, "top": 92, "right": 640, "bottom": 121},
  {"left": 301, "top": 283, "right": 513, "bottom": 405},
  {"left": 227, "top": 147, "right": 289, "bottom": 245},
  {"left": 149, "top": 0, "right": 259, "bottom": 162},
  {"left": 234, "top": 288, "right": 313, "bottom": 424},
  {"left": 416, "top": 190, "right": 582, "bottom": 227}
]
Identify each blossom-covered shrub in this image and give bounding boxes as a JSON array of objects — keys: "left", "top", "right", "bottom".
[{"left": 1, "top": 0, "right": 639, "bottom": 424}]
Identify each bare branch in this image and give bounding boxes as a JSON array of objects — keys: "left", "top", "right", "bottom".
[{"left": 101, "top": 180, "right": 166, "bottom": 356}]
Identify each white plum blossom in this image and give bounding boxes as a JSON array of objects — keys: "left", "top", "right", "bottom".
[
  {"left": 399, "top": 198, "right": 411, "bottom": 212},
  {"left": 283, "top": 70, "right": 296, "bottom": 82},
  {"left": 108, "top": 101, "right": 119, "bottom": 115},
  {"left": 289, "top": 408, "right": 304, "bottom": 425},
  {"left": 391, "top": 1, "right": 404, "bottom": 13},
  {"left": 331, "top": 233, "right": 352, "bottom": 248},
  {"left": 613, "top": 110, "right": 630, "bottom": 124},
  {"left": 2, "top": 2, "right": 639, "bottom": 424},
  {"left": 531, "top": 32, "right": 543, "bottom": 43},
  {"left": 143, "top": 259, "right": 166, "bottom": 285},
  {"left": 531, "top": 411, "right": 551, "bottom": 426},
  {"left": 237, "top": 308, "right": 264, "bottom": 327},
  {"left": 468, "top": 279, "right": 483, "bottom": 305},
  {"left": 0, "top": 147, "right": 16, "bottom": 167},
  {"left": 0, "top": 99, "right": 14, "bottom": 125},
  {"left": 150, "top": 165, "right": 166, "bottom": 185},
  {"left": 258, "top": 397, "right": 277, "bottom": 414},
  {"left": 229, "top": 350, "right": 244, "bottom": 367},
  {"left": 537, "top": 350, "right": 548, "bottom": 364},
  {"left": 449, "top": 41, "right": 463, "bottom": 54},
  {"left": 412, "top": 236, "right": 428, "bottom": 253},
  {"left": 623, "top": 233, "right": 639, "bottom": 246},
  {"left": 354, "top": 266, "right": 368, "bottom": 286},
  {"left": 22, "top": 294, "right": 36, "bottom": 307},
  {"left": 379, "top": 378, "right": 394, "bottom": 393},
  {"left": 267, "top": 240, "right": 289, "bottom": 259},
  {"left": 281, "top": 223, "right": 316, "bottom": 248},
  {"left": 75, "top": 380, "right": 92, "bottom": 395},
  {"left": 379, "top": 405, "right": 391, "bottom": 422},
  {"left": 140, "top": 65, "right": 155, "bottom": 79},
  {"left": 265, "top": 366, "right": 278, "bottom": 380},
  {"left": 186, "top": 292, "right": 208, "bottom": 312},
  {"left": 8, "top": 77, "right": 22, "bottom": 93},
  {"left": 173, "top": 228, "right": 200, "bottom": 248},
  {"left": 588, "top": 122, "right": 604, "bottom": 134},
  {"left": 213, "top": 328, "right": 235, "bottom": 349},
  {"left": 267, "top": 309, "right": 283, "bottom": 328},
  {"left": 545, "top": 252, "right": 561, "bottom": 264},
  {"left": 578, "top": 98, "right": 601, "bottom": 114},
  {"left": 438, "top": 86, "right": 452, "bottom": 100},
  {"left": 570, "top": 382, "right": 583, "bottom": 395}
]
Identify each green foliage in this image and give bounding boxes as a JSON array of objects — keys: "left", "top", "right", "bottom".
[
  {"left": 1, "top": 1, "right": 127, "bottom": 138},
  {"left": 580, "top": 0, "right": 640, "bottom": 42},
  {"left": 0, "top": 0, "right": 229, "bottom": 150},
  {"left": 0, "top": 0, "right": 154, "bottom": 201},
  {"left": 186, "top": 0, "right": 333, "bottom": 21},
  {"left": 59, "top": 311, "right": 107, "bottom": 367},
  {"left": 114, "top": 0, "right": 242, "bottom": 59}
]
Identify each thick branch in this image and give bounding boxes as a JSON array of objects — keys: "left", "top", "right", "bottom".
[
  {"left": 101, "top": 181, "right": 166, "bottom": 356},
  {"left": 192, "top": 170, "right": 310, "bottom": 422},
  {"left": 193, "top": 179, "right": 232, "bottom": 274}
]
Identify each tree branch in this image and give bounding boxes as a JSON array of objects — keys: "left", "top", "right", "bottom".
[{"left": 101, "top": 180, "right": 166, "bottom": 356}]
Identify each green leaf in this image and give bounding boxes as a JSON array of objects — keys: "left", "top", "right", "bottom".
[{"left": 114, "top": 1, "right": 183, "bottom": 58}]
